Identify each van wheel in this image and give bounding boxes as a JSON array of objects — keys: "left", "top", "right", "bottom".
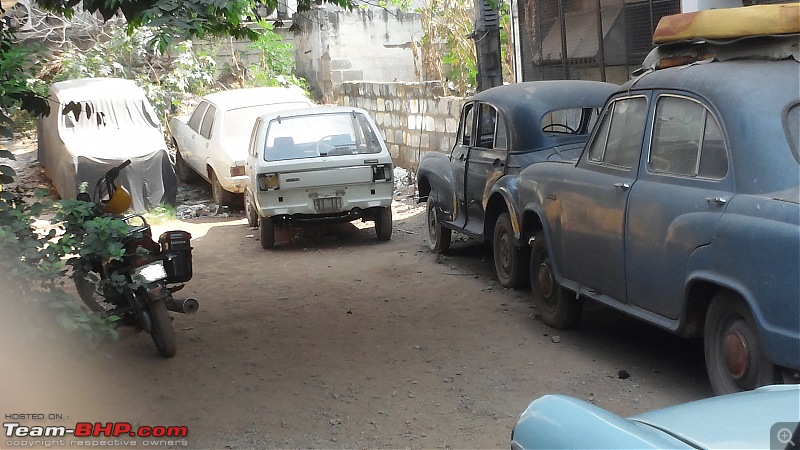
[
  {"left": 530, "top": 230, "right": 582, "bottom": 329},
  {"left": 260, "top": 216, "right": 275, "bottom": 249},
  {"left": 704, "top": 292, "right": 778, "bottom": 395}
]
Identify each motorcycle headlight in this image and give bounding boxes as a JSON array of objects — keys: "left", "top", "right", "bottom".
[{"left": 134, "top": 260, "right": 167, "bottom": 282}]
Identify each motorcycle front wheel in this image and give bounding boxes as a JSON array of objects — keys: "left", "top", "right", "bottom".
[
  {"left": 144, "top": 297, "right": 177, "bottom": 358},
  {"left": 74, "top": 270, "right": 117, "bottom": 313}
]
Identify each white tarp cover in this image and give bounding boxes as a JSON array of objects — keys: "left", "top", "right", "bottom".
[{"left": 37, "top": 78, "right": 177, "bottom": 212}]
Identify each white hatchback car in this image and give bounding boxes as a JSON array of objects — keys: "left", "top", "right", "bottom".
[
  {"left": 169, "top": 87, "right": 314, "bottom": 206},
  {"left": 245, "top": 106, "right": 394, "bottom": 248}
]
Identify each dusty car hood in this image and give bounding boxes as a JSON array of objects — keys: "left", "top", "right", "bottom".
[{"left": 630, "top": 385, "right": 800, "bottom": 449}]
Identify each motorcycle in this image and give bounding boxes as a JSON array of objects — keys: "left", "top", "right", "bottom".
[{"left": 73, "top": 160, "right": 198, "bottom": 358}]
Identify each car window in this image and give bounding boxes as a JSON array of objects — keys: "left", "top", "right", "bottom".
[
  {"left": 786, "top": 102, "right": 800, "bottom": 164},
  {"left": 199, "top": 104, "right": 216, "bottom": 139},
  {"left": 263, "top": 111, "right": 382, "bottom": 161},
  {"left": 475, "top": 103, "right": 499, "bottom": 149},
  {"left": 495, "top": 114, "right": 507, "bottom": 150},
  {"left": 587, "top": 96, "right": 648, "bottom": 169},
  {"left": 541, "top": 108, "right": 600, "bottom": 135},
  {"left": 249, "top": 118, "right": 262, "bottom": 157},
  {"left": 188, "top": 102, "right": 209, "bottom": 133},
  {"left": 460, "top": 103, "right": 475, "bottom": 146},
  {"left": 649, "top": 96, "right": 728, "bottom": 179}
]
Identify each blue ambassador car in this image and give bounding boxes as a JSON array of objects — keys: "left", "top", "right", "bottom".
[
  {"left": 513, "top": 4, "right": 800, "bottom": 395},
  {"left": 512, "top": 384, "right": 800, "bottom": 450},
  {"left": 416, "top": 80, "right": 616, "bottom": 288}
]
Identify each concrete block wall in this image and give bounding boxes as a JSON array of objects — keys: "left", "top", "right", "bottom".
[{"left": 334, "top": 81, "right": 464, "bottom": 170}]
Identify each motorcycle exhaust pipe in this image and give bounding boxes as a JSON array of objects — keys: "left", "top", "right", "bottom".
[{"left": 165, "top": 298, "right": 199, "bottom": 314}]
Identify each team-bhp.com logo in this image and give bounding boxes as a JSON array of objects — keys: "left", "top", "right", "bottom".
[{"left": 5, "top": 421, "right": 189, "bottom": 447}]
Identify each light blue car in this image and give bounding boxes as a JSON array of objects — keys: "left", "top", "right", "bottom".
[{"left": 511, "top": 385, "right": 800, "bottom": 449}]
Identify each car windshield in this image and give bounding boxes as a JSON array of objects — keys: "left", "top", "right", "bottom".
[
  {"left": 263, "top": 111, "right": 383, "bottom": 161},
  {"left": 223, "top": 102, "right": 311, "bottom": 140}
]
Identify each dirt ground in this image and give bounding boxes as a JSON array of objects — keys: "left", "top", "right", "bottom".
[{"left": 2, "top": 138, "right": 714, "bottom": 449}]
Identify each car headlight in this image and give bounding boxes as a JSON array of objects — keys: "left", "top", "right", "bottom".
[
  {"left": 258, "top": 173, "right": 280, "bottom": 191},
  {"left": 134, "top": 260, "right": 168, "bottom": 282}
]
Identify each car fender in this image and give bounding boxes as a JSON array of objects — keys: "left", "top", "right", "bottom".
[
  {"left": 512, "top": 395, "right": 689, "bottom": 449},
  {"left": 684, "top": 213, "right": 800, "bottom": 370},
  {"left": 416, "top": 152, "right": 458, "bottom": 222},
  {"left": 487, "top": 175, "right": 524, "bottom": 242}
]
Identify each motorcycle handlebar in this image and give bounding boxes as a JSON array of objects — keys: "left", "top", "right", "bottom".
[{"left": 106, "top": 159, "right": 132, "bottom": 181}]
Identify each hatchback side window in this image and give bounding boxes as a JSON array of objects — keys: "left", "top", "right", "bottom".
[
  {"left": 649, "top": 96, "right": 728, "bottom": 179},
  {"left": 587, "top": 96, "right": 648, "bottom": 169},
  {"left": 199, "top": 105, "right": 216, "bottom": 139},
  {"left": 188, "top": 102, "right": 209, "bottom": 133}
]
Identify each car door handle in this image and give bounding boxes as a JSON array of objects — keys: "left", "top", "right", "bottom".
[
  {"left": 492, "top": 158, "right": 504, "bottom": 168},
  {"left": 706, "top": 196, "right": 728, "bottom": 205},
  {"left": 459, "top": 154, "right": 465, "bottom": 161},
  {"left": 613, "top": 182, "right": 630, "bottom": 189}
]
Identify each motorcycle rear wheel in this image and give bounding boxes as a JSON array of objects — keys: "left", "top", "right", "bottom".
[
  {"left": 145, "top": 298, "right": 177, "bottom": 358},
  {"left": 74, "top": 271, "right": 117, "bottom": 313}
]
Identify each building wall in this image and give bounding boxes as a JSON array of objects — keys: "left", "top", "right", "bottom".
[
  {"left": 294, "top": 6, "right": 423, "bottom": 102},
  {"left": 333, "top": 81, "right": 464, "bottom": 170}
]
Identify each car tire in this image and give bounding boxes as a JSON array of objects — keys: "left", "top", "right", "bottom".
[
  {"left": 424, "top": 196, "right": 451, "bottom": 253},
  {"left": 174, "top": 145, "right": 199, "bottom": 183},
  {"left": 244, "top": 194, "right": 259, "bottom": 228},
  {"left": 530, "top": 230, "right": 582, "bottom": 329},
  {"left": 375, "top": 206, "right": 393, "bottom": 241},
  {"left": 704, "top": 291, "right": 778, "bottom": 395},
  {"left": 211, "top": 170, "right": 239, "bottom": 207},
  {"left": 493, "top": 213, "right": 530, "bottom": 288},
  {"left": 260, "top": 216, "right": 276, "bottom": 249}
]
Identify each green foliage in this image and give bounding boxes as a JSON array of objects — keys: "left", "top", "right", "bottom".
[
  {"left": 0, "top": 25, "right": 49, "bottom": 138},
  {"left": 0, "top": 168, "right": 121, "bottom": 343},
  {"left": 51, "top": 26, "right": 217, "bottom": 122},
  {"left": 414, "top": 0, "right": 514, "bottom": 96},
  {"left": 244, "top": 20, "right": 307, "bottom": 89},
  {"left": 144, "top": 203, "right": 177, "bottom": 224}
]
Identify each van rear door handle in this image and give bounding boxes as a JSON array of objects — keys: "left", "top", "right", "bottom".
[
  {"left": 706, "top": 196, "right": 728, "bottom": 205},
  {"left": 613, "top": 182, "right": 630, "bottom": 189}
]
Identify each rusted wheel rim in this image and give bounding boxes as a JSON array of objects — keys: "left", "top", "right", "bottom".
[
  {"left": 498, "top": 234, "right": 512, "bottom": 273},
  {"left": 722, "top": 322, "right": 750, "bottom": 380},
  {"left": 537, "top": 262, "right": 555, "bottom": 304}
]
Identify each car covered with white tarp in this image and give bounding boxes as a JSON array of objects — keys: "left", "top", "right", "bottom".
[{"left": 37, "top": 77, "right": 177, "bottom": 212}]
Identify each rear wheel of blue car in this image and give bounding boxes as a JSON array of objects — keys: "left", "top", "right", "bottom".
[
  {"left": 493, "top": 213, "right": 530, "bottom": 288},
  {"left": 704, "top": 292, "right": 778, "bottom": 395},
  {"left": 424, "top": 196, "right": 451, "bottom": 253},
  {"left": 530, "top": 231, "right": 582, "bottom": 329},
  {"left": 260, "top": 216, "right": 276, "bottom": 249}
]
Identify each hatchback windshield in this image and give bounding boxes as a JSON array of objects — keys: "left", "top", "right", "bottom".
[{"left": 263, "top": 111, "right": 383, "bottom": 161}]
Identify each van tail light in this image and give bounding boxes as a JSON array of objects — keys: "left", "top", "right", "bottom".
[
  {"left": 372, "top": 163, "right": 392, "bottom": 182},
  {"left": 258, "top": 173, "right": 280, "bottom": 191}
]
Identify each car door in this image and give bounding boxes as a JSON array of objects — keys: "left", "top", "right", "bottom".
[
  {"left": 185, "top": 101, "right": 210, "bottom": 172},
  {"left": 625, "top": 94, "right": 732, "bottom": 319},
  {"left": 558, "top": 95, "right": 649, "bottom": 303},
  {"left": 447, "top": 102, "right": 476, "bottom": 229},
  {"left": 196, "top": 104, "right": 217, "bottom": 177},
  {"left": 464, "top": 102, "right": 507, "bottom": 236},
  {"left": 246, "top": 117, "right": 266, "bottom": 200}
]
